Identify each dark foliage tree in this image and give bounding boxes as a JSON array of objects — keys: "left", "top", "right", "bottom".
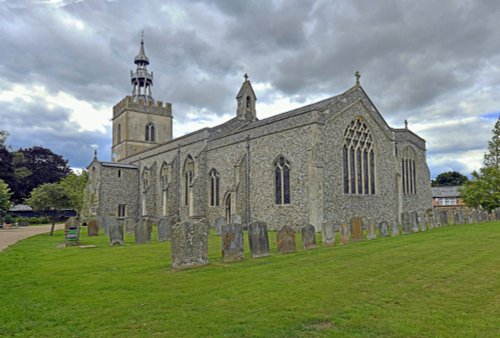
[
  {"left": 0, "top": 145, "right": 15, "bottom": 192},
  {"left": 12, "top": 146, "right": 71, "bottom": 203},
  {"left": 484, "top": 115, "right": 500, "bottom": 169},
  {"left": 431, "top": 171, "right": 468, "bottom": 187}
]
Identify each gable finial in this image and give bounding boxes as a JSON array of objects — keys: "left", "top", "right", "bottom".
[
  {"left": 93, "top": 148, "right": 98, "bottom": 160},
  {"left": 404, "top": 119, "right": 408, "bottom": 129},
  {"left": 244, "top": 73, "right": 249, "bottom": 82},
  {"left": 355, "top": 71, "right": 361, "bottom": 86}
]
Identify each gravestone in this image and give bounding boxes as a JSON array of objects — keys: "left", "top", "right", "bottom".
[
  {"left": 350, "top": 217, "right": 363, "bottom": 242},
  {"left": 366, "top": 219, "right": 376, "bottom": 240},
  {"left": 221, "top": 223, "right": 244, "bottom": 262},
  {"left": 87, "top": 219, "right": 99, "bottom": 236},
  {"left": 321, "top": 221, "right": 335, "bottom": 246},
  {"left": 426, "top": 209, "right": 434, "bottom": 229},
  {"left": 171, "top": 219, "right": 209, "bottom": 268},
  {"left": 401, "top": 212, "right": 410, "bottom": 234},
  {"left": 301, "top": 224, "right": 317, "bottom": 250},
  {"left": 418, "top": 213, "right": 427, "bottom": 232},
  {"left": 214, "top": 216, "right": 226, "bottom": 236},
  {"left": 340, "top": 221, "right": 350, "bottom": 244},
  {"left": 248, "top": 221, "right": 270, "bottom": 258},
  {"left": 277, "top": 225, "right": 296, "bottom": 253},
  {"left": 378, "top": 221, "right": 389, "bottom": 237},
  {"left": 439, "top": 210, "right": 448, "bottom": 226},
  {"left": 447, "top": 211, "right": 454, "bottom": 225},
  {"left": 96, "top": 215, "right": 107, "bottom": 234},
  {"left": 390, "top": 221, "right": 400, "bottom": 236},
  {"left": 495, "top": 208, "right": 500, "bottom": 220},
  {"left": 454, "top": 211, "right": 460, "bottom": 225},
  {"left": 135, "top": 219, "right": 152, "bottom": 244},
  {"left": 107, "top": 217, "right": 124, "bottom": 246},
  {"left": 410, "top": 211, "right": 419, "bottom": 233},
  {"left": 232, "top": 214, "right": 242, "bottom": 224},
  {"left": 158, "top": 217, "right": 171, "bottom": 242},
  {"left": 125, "top": 218, "right": 135, "bottom": 233},
  {"left": 64, "top": 217, "right": 80, "bottom": 246}
]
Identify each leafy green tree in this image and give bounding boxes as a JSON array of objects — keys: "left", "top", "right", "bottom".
[
  {"left": 431, "top": 171, "right": 468, "bottom": 187},
  {"left": 484, "top": 115, "right": 500, "bottom": 169},
  {"left": 0, "top": 179, "right": 12, "bottom": 218},
  {"left": 27, "top": 183, "right": 73, "bottom": 235},
  {"left": 59, "top": 171, "right": 88, "bottom": 214},
  {"left": 0, "top": 130, "right": 8, "bottom": 147},
  {"left": 460, "top": 166, "right": 500, "bottom": 212}
]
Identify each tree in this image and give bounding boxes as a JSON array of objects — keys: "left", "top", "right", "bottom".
[
  {"left": 12, "top": 146, "right": 71, "bottom": 203},
  {"left": 0, "top": 130, "right": 8, "bottom": 147},
  {"left": 0, "top": 142, "right": 15, "bottom": 193},
  {"left": 0, "top": 179, "right": 11, "bottom": 218},
  {"left": 26, "top": 183, "right": 73, "bottom": 235},
  {"left": 484, "top": 115, "right": 500, "bottom": 169},
  {"left": 432, "top": 171, "right": 468, "bottom": 187},
  {"left": 59, "top": 171, "right": 89, "bottom": 214},
  {"left": 460, "top": 166, "right": 500, "bottom": 212}
]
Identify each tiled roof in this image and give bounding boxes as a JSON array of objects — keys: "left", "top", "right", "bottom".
[{"left": 431, "top": 186, "right": 462, "bottom": 198}]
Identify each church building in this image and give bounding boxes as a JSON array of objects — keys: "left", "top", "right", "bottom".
[{"left": 83, "top": 37, "right": 432, "bottom": 231}]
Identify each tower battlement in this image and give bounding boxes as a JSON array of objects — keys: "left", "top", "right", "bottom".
[{"left": 113, "top": 95, "right": 172, "bottom": 120}]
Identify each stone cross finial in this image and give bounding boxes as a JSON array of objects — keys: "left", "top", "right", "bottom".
[
  {"left": 404, "top": 119, "right": 408, "bottom": 129},
  {"left": 244, "top": 73, "right": 249, "bottom": 82},
  {"left": 93, "top": 149, "right": 98, "bottom": 159},
  {"left": 355, "top": 71, "right": 361, "bottom": 85}
]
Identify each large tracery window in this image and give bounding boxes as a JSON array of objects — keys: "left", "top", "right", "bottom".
[
  {"left": 145, "top": 123, "right": 155, "bottom": 142},
  {"left": 209, "top": 169, "right": 220, "bottom": 207},
  {"left": 343, "top": 117, "right": 376, "bottom": 195},
  {"left": 275, "top": 156, "right": 291, "bottom": 205},
  {"left": 401, "top": 147, "right": 417, "bottom": 195}
]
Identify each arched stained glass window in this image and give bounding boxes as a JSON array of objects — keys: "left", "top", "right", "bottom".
[
  {"left": 209, "top": 169, "right": 220, "bottom": 207},
  {"left": 401, "top": 147, "right": 417, "bottom": 195},
  {"left": 275, "top": 156, "right": 291, "bottom": 205}
]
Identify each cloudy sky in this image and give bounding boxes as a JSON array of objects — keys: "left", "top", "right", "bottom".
[{"left": 0, "top": 0, "right": 498, "bottom": 178}]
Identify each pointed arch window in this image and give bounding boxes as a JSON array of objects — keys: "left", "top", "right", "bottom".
[
  {"left": 275, "top": 156, "right": 291, "bottom": 205},
  {"left": 246, "top": 96, "right": 251, "bottom": 108},
  {"left": 142, "top": 168, "right": 150, "bottom": 192},
  {"left": 145, "top": 123, "right": 155, "bottom": 142},
  {"left": 401, "top": 147, "right": 417, "bottom": 195},
  {"left": 209, "top": 169, "right": 220, "bottom": 207},
  {"left": 183, "top": 155, "right": 194, "bottom": 206},
  {"left": 342, "top": 117, "right": 376, "bottom": 195}
]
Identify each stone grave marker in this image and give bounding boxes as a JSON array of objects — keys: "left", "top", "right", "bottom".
[
  {"left": 366, "top": 219, "right": 376, "bottom": 240},
  {"left": 350, "top": 217, "right": 363, "bottom": 242},
  {"left": 447, "top": 211, "right": 454, "bottom": 225},
  {"left": 340, "top": 221, "right": 350, "bottom": 244},
  {"left": 401, "top": 212, "right": 410, "bottom": 234},
  {"left": 87, "top": 219, "right": 99, "bottom": 236},
  {"left": 301, "top": 224, "right": 317, "bottom": 250},
  {"left": 107, "top": 217, "right": 124, "bottom": 246},
  {"left": 158, "top": 217, "right": 171, "bottom": 242},
  {"left": 64, "top": 217, "right": 80, "bottom": 246},
  {"left": 418, "top": 213, "right": 427, "bottom": 232},
  {"left": 321, "top": 221, "right": 335, "bottom": 246},
  {"left": 248, "top": 221, "right": 270, "bottom": 258},
  {"left": 438, "top": 210, "right": 447, "bottom": 226},
  {"left": 495, "top": 208, "right": 500, "bottom": 220},
  {"left": 125, "top": 218, "right": 135, "bottom": 233},
  {"left": 96, "top": 215, "right": 107, "bottom": 234},
  {"left": 410, "top": 211, "right": 419, "bottom": 233},
  {"left": 232, "top": 214, "right": 242, "bottom": 224},
  {"left": 221, "top": 223, "right": 244, "bottom": 262},
  {"left": 378, "top": 221, "right": 389, "bottom": 237},
  {"left": 171, "top": 219, "right": 209, "bottom": 268},
  {"left": 135, "top": 219, "right": 152, "bottom": 244},
  {"left": 390, "top": 221, "right": 400, "bottom": 236},
  {"left": 277, "top": 225, "right": 296, "bottom": 253},
  {"left": 214, "top": 216, "right": 226, "bottom": 236}
]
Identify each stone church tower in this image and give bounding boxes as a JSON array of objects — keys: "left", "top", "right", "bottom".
[{"left": 111, "top": 36, "right": 173, "bottom": 162}]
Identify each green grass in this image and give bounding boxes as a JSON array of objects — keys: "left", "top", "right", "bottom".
[{"left": 1, "top": 222, "right": 499, "bottom": 338}]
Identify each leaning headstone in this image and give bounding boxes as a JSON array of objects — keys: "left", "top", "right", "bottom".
[
  {"left": 125, "top": 218, "right": 135, "bottom": 233},
  {"left": 221, "top": 223, "right": 244, "bottom": 262},
  {"left": 301, "top": 224, "right": 317, "bottom": 250},
  {"left": 277, "top": 225, "right": 296, "bottom": 253},
  {"left": 340, "top": 221, "right": 350, "bottom": 244},
  {"left": 108, "top": 217, "right": 124, "bottom": 246},
  {"left": 157, "top": 217, "right": 171, "bottom": 242},
  {"left": 401, "top": 212, "right": 410, "bottom": 234},
  {"left": 321, "top": 221, "right": 335, "bottom": 246},
  {"left": 171, "top": 219, "right": 209, "bottom": 268},
  {"left": 366, "top": 219, "right": 377, "bottom": 240},
  {"left": 378, "top": 221, "right": 389, "bottom": 237},
  {"left": 350, "top": 217, "right": 363, "bottom": 242},
  {"left": 410, "top": 211, "right": 419, "bottom": 233},
  {"left": 390, "top": 221, "right": 400, "bottom": 236},
  {"left": 214, "top": 216, "right": 226, "bottom": 236},
  {"left": 135, "top": 219, "right": 151, "bottom": 244},
  {"left": 87, "top": 219, "right": 99, "bottom": 236},
  {"left": 248, "top": 221, "right": 270, "bottom": 258},
  {"left": 65, "top": 217, "right": 80, "bottom": 246}
]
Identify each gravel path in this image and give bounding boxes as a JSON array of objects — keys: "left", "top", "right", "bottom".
[{"left": 0, "top": 224, "right": 65, "bottom": 252}]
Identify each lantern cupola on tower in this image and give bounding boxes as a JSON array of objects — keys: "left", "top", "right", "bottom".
[{"left": 131, "top": 33, "right": 154, "bottom": 103}]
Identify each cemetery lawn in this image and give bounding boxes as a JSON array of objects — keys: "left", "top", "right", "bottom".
[{"left": 0, "top": 222, "right": 499, "bottom": 338}]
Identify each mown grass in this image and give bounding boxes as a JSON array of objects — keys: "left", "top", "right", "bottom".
[{"left": 0, "top": 222, "right": 499, "bottom": 338}]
